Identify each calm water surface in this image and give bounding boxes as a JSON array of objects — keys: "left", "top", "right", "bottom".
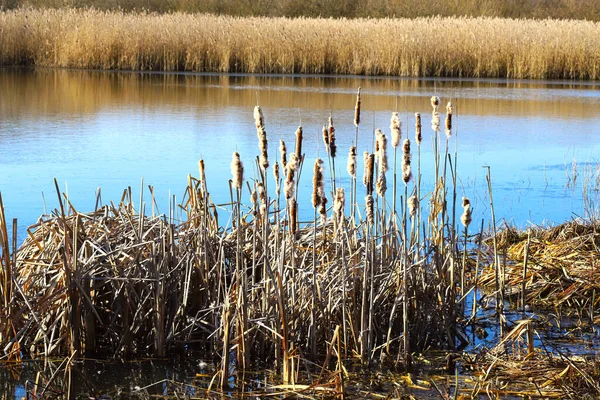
[{"left": 1, "top": 68, "right": 600, "bottom": 243}]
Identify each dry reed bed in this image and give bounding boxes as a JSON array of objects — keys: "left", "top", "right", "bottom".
[
  {"left": 0, "top": 92, "right": 473, "bottom": 396},
  {"left": 1, "top": 9, "right": 600, "bottom": 79},
  {"left": 479, "top": 220, "right": 600, "bottom": 312}
]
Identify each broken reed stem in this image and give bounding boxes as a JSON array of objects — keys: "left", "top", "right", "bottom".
[
  {"left": 521, "top": 230, "right": 531, "bottom": 312},
  {"left": 485, "top": 166, "right": 502, "bottom": 315}
]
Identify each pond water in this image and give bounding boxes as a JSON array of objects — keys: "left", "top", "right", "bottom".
[{"left": 2, "top": 68, "right": 600, "bottom": 246}]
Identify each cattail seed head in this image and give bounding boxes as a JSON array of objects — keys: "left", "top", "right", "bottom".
[
  {"left": 461, "top": 197, "right": 472, "bottom": 228},
  {"left": 319, "top": 196, "right": 328, "bottom": 225},
  {"left": 289, "top": 198, "right": 298, "bottom": 235},
  {"left": 445, "top": 101, "right": 453, "bottom": 138},
  {"left": 415, "top": 113, "right": 422, "bottom": 145},
  {"left": 347, "top": 146, "right": 357, "bottom": 177},
  {"left": 402, "top": 139, "right": 412, "bottom": 184},
  {"left": 294, "top": 126, "right": 303, "bottom": 162},
  {"left": 312, "top": 158, "right": 324, "bottom": 208},
  {"left": 365, "top": 195, "right": 374, "bottom": 226},
  {"left": 334, "top": 188, "right": 345, "bottom": 229},
  {"left": 274, "top": 161, "right": 281, "bottom": 196},
  {"left": 280, "top": 139, "right": 287, "bottom": 170},
  {"left": 366, "top": 153, "right": 375, "bottom": 194},
  {"left": 354, "top": 87, "right": 361, "bottom": 127},
  {"left": 231, "top": 152, "right": 244, "bottom": 189},
  {"left": 254, "top": 105, "right": 264, "bottom": 129},
  {"left": 376, "top": 170, "right": 387, "bottom": 197},
  {"left": 431, "top": 111, "right": 440, "bottom": 133},
  {"left": 376, "top": 130, "right": 388, "bottom": 173},
  {"left": 408, "top": 195, "right": 419, "bottom": 217},
  {"left": 328, "top": 116, "right": 337, "bottom": 158},
  {"left": 288, "top": 153, "right": 299, "bottom": 172},
  {"left": 198, "top": 159, "right": 206, "bottom": 189},
  {"left": 391, "top": 112, "right": 401, "bottom": 148},
  {"left": 284, "top": 168, "right": 295, "bottom": 200},
  {"left": 431, "top": 96, "right": 440, "bottom": 111},
  {"left": 322, "top": 125, "right": 329, "bottom": 153}
]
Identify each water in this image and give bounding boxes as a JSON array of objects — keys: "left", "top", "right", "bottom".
[{"left": 1, "top": 68, "right": 600, "bottom": 244}]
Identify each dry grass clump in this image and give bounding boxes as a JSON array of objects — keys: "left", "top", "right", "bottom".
[
  {"left": 480, "top": 220, "right": 600, "bottom": 308},
  {"left": 1, "top": 8, "right": 600, "bottom": 79}
]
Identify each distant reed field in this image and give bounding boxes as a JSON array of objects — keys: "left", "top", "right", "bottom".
[{"left": 1, "top": 8, "right": 600, "bottom": 79}]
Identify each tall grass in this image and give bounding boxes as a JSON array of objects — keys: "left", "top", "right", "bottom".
[{"left": 1, "top": 8, "right": 600, "bottom": 79}]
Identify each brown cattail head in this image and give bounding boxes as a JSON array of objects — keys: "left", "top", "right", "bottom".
[
  {"left": 256, "top": 125, "right": 269, "bottom": 170},
  {"left": 328, "top": 116, "right": 337, "bottom": 158},
  {"left": 334, "top": 187, "right": 345, "bottom": 228},
  {"left": 254, "top": 105, "right": 264, "bottom": 129},
  {"left": 347, "top": 146, "right": 357, "bottom": 177},
  {"left": 322, "top": 125, "right": 329, "bottom": 153},
  {"left": 415, "top": 113, "right": 422, "bottom": 145},
  {"left": 257, "top": 182, "right": 266, "bottom": 217},
  {"left": 445, "top": 101, "right": 453, "bottom": 138},
  {"left": 312, "top": 158, "right": 324, "bottom": 208},
  {"left": 376, "top": 170, "right": 387, "bottom": 197},
  {"left": 408, "top": 195, "right": 419, "bottom": 217},
  {"left": 461, "top": 196, "right": 472, "bottom": 228},
  {"left": 284, "top": 168, "right": 295, "bottom": 200},
  {"left": 365, "top": 194, "right": 374, "bottom": 226},
  {"left": 319, "top": 196, "right": 328, "bottom": 225},
  {"left": 391, "top": 112, "right": 401, "bottom": 148},
  {"left": 198, "top": 159, "right": 206, "bottom": 189},
  {"left": 280, "top": 139, "right": 287, "bottom": 170},
  {"left": 288, "top": 153, "right": 299, "bottom": 172},
  {"left": 377, "top": 130, "right": 388, "bottom": 173},
  {"left": 402, "top": 139, "right": 412, "bottom": 184},
  {"left": 354, "top": 87, "right": 361, "bottom": 127},
  {"left": 231, "top": 152, "right": 244, "bottom": 189},
  {"left": 250, "top": 186, "right": 257, "bottom": 209},
  {"left": 431, "top": 111, "right": 440, "bottom": 133},
  {"left": 366, "top": 153, "right": 375, "bottom": 194},
  {"left": 431, "top": 96, "right": 440, "bottom": 111},
  {"left": 294, "top": 126, "right": 303, "bottom": 162},
  {"left": 289, "top": 198, "right": 298, "bottom": 235},
  {"left": 273, "top": 161, "right": 281, "bottom": 196}
]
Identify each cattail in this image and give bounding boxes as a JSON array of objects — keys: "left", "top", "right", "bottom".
[
  {"left": 445, "top": 101, "right": 453, "bottom": 138},
  {"left": 402, "top": 139, "right": 412, "bottom": 184},
  {"left": 280, "top": 139, "right": 287, "bottom": 170},
  {"left": 377, "top": 130, "right": 388, "bottom": 173},
  {"left": 376, "top": 170, "right": 387, "bottom": 197},
  {"left": 288, "top": 153, "right": 299, "bottom": 172},
  {"left": 254, "top": 105, "right": 264, "bottom": 130},
  {"left": 284, "top": 168, "right": 295, "bottom": 200},
  {"left": 328, "top": 116, "right": 337, "bottom": 158},
  {"left": 322, "top": 125, "right": 329, "bottom": 153},
  {"left": 231, "top": 152, "right": 243, "bottom": 189},
  {"left": 347, "top": 146, "right": 357, "bottom": 177},
  {"left": 408, "top": 195, "right": 419, "bottom": 217},
  {"left": 363, "top": 153, "right": 375, "bottom": 194},
  {"left": 312, "top": 158, "right": 324, "bottom": 208},
  {"left": 430, "top": 96, "right": 440, "bottom": 111},
  {"left": 334, "top": 188, "right": 345, "bottom": 229},
  {"left": 354, "top": 87, "right": 361, "bottom": 127},
  {"left": 198, "top": 159, "right": 206, "bottom": 189},
  {"left": 319, "top": 196, "right": 328, "bottom": 225},
  {"left": 257, "top": 183, "right": 266, "bottom": 219},
  {"left": 431, "top": 111, "right": 440, "bottom": 133},
  {"left": 294, "top": 126, "right": 303, "bottom": 162},
  {"left": 258, "top": 127, "right": 269, "bottom": 170},
  {"left": 461, "top": 197, "right": 472, "bottom": 228},
  {"left": 365, "top": 194, "right": 374, "bottom": 226},
  {"left": 415, "top": 113, "right": 422, "bottom": 145},
  {"left": 391, "top": 112, "right": 401, "bottom": 148},
  {"left": 362, "top": 151, "right": 369, "bottom": 187},
  {"left": 289, "top": 198, "right": 298, "bottom": 235},
  {"left": 274, "top": 161, "right": 281, "bottom": 196}
]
